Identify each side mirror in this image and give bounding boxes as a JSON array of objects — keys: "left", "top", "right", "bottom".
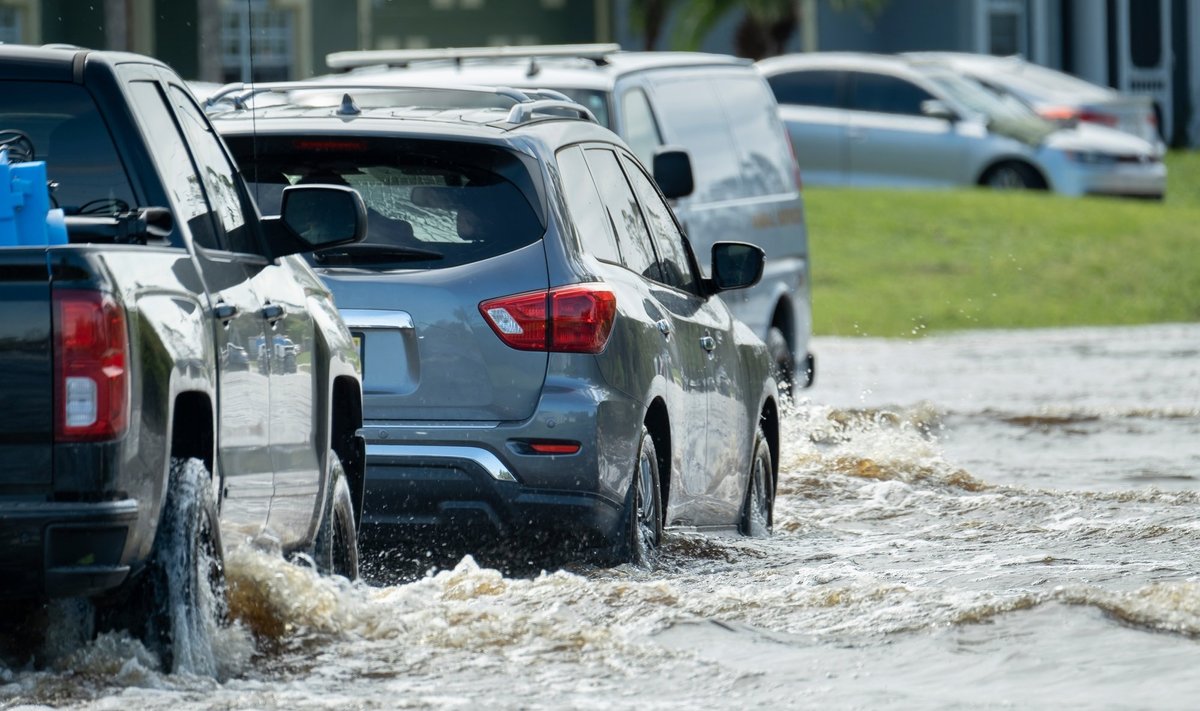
[
  {"left": 653, "top": 147, "right": 695, "bottom": 200},
  {"left": 709, "top": 241, "right": 764, "bottom": 293},
  {"left": 921, "top": 99, "right": 959, "bottom": 122},
  {"left": 264, "top": 184, "right": 367, "bottom": 258}
]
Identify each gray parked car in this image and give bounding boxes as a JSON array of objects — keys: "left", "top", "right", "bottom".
[
  {"left": 757, "top": 53, "right": 1165, "bottom": 199},
  {"left": 903, "top": 52, "right": 1164, "bottom": 148},
  {"left": 211, "top": 83, "right": 781, "bottom": 566}
]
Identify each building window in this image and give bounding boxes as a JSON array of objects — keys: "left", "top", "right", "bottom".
[
  {"left": 988, "top": 0, "right": 1026, "bottom": 56},
  {"left": 221, "top": 0, "right": 295, "bottom": 83},
  {"left": 1128, "top": 0, "right": 1163, "bottom": 69},
  {"left": 0, "top": 6, "right": 23, "bottom": 44}
]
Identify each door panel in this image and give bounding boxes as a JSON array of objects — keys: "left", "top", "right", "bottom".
[
  {"left": 123, "top": 78, "right": 273, "bottom": 540},
  {"left": 846, "top": 71, "right": 969, "bottom": 188},
  {"left": 258, "top": 259, "right": 321, "bottom": 544}
]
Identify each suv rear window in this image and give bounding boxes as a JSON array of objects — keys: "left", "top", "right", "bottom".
[
  {"left": 226, "top": 135, "right": 545, "bottom": 269},
  {"left": 0, "top": 81, "right": 136, "bottom": 216}
]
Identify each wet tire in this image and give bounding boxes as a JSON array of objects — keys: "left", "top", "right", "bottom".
[
  {"left": 609, "top": 427, "right": 663, "bottom": 565},
  {"left": 767, "top": 326, "right": 794, "bottom": 398},
  {"left": 139, "top": 457, "right": 227, "bottom": 675},
  {"left": 739, "top": 426, "right": 774, "bottom": 537},
  {"left": 983, "top": 161, "right": 1044, "bottom": 190},
  {"left": 313, "top": 456, "right": 360, "bottom": 580}
]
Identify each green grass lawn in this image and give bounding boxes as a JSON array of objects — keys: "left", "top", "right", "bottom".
[{"left": 804, "top": 151, "right": 1200, "bottom": 337}]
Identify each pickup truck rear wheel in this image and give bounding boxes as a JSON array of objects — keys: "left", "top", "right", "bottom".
[
  {"left": 312, "top": 456, "right": 360, "bottom": 580},
  {"left": 140, "top": 457, "right": 227, "bottom": 675}
]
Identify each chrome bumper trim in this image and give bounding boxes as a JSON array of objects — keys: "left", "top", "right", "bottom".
[{"left": 366, "top": 443, "right": 518, "bottom": 483}]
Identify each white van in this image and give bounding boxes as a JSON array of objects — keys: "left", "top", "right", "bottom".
[{"left": 325, "top": 44, "right": 815, "bottom": 390}]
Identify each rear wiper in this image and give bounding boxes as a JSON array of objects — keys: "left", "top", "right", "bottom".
[{"left": 313, "top": 242, "right": 444, "bottom": 264}]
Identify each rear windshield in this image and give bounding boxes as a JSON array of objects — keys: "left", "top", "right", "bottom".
[
  {"left": 226, "top": 135, "right": 545, "bottom": 269},
  {"left": 0, "top": 81, "right": 136, "bottom": 216}
]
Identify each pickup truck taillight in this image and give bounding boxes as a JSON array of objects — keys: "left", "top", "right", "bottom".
[
  {"left": 480, "top": 285, "right": 616, "bottom": 354},
  {"left": 53, "top": 290, "right": 129, "bottom": 441}
]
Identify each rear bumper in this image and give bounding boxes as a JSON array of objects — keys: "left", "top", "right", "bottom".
[
  {"left": 358, "top": 376, "right": 644, "bottom": 548},
  {"left": 0, "top": 498, "right": 139, "bottom": 600},
  {"left": 360, "top": 443, "right": 623, "bottom": 544},
  {"left": 1047, "top": 158, "right": 1167, "bottom": 198}
]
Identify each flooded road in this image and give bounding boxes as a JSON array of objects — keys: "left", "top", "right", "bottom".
[{"left": 4, "top": 324, "right": 1199, "bottom": 710}]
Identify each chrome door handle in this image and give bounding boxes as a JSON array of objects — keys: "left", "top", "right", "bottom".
[
  {"left": 262, "top": 303, "right": 285, "bottom": 324},
  {"left": 700, "top": 335, "right": 716, "bottom": 352},
  {"left": 656, "top": 319, "right": 671, "bottom": 338}
]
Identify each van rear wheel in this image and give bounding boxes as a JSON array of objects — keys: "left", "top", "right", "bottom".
[{"left": 767, "top": 326, "right": 794, "bottom": 398}]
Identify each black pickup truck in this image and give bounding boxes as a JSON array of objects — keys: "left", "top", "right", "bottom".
[{"left": 0, "top": 45, "right": 368, "bottom": 674}]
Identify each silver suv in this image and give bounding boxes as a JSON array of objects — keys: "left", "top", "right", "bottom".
[{"left": 211, "top": 84, "right": 781, "bottom": 567}]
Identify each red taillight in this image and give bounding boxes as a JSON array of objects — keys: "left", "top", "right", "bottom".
[
  {"left": 53, "top": 290, "right": 129, "bottom": 441},
  {"left": 1039, "top": 106, "right": 1119, "bottom": 128},
  {"left": 785, "top": 136, "right": 804, "bottom": 191},
  {"left": 1077, "top": 110, "right": 1119, "bottom": 127},
  {"left": 480, "top": 284, "right": 616, "bottom": 354}
]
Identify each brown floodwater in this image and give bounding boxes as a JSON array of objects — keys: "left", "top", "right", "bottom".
[{"left": 3, "top": 324, "right": 1198, "bottom": 710}]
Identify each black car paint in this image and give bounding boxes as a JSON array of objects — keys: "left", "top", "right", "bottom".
[{"left": 0, "top": 46, "right": 364, "bottom": 603}]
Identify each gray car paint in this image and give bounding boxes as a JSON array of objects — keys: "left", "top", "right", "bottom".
[{"left": 216, "top": 103, "right": 779, "bottom": 549}]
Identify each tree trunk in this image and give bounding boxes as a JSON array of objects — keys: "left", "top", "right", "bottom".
[{"left": 104, "top": 0, "right": 128, "bottom": 51}]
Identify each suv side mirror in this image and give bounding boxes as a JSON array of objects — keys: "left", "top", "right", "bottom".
[
  {"left": 709, "top": 241, "right": 764, "bottom": 293},
  {"left": 653, "top": 147, "right": 695, "bottom": 199},
  {"left": 921, "top": 99, "right": 959, "bottom": 122},
  {"left": 264, "top": 184, "right": 367, "bottom": 258}
]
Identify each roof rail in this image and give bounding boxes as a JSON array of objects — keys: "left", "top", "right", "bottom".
[
  {"left": 326, "top": 43, "right": 622, "bottom": 71},
  {"left": 505, "top": 99, "right": 596, "bottom": 124},
  {"left": 202, "top": 80, "right": 528, "bottom": 112},
  {"left": 200, "top": 80, "right": 597, "bottom": 125}
]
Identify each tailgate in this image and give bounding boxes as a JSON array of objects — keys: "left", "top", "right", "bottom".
[
  {"left": 324, "top": 243, "right": 550, "bottom": 423},
  {"left": 0, "top": 249, "right": 52, "bottom": 489}
]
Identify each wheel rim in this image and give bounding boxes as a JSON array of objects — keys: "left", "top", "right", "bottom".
[{"left": 746, "top": 452, "right": 771, "bottom": 537}]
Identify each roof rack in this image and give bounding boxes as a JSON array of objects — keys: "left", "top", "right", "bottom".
[
  {"left": 505, "top": 99, "right": 596, "bottom": 124},
  {"left": 325, "top": 43, "right": 622, "bottom": 71},
  {"left": 202, "top": 80, "right": 597, "bottom": 125}
]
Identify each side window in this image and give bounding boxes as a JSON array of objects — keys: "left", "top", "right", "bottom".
[
  {"left": 125, "top": 81, "right": 219, "bottom": 250},
  {"left": 555, "top": 146, "right": 621, "bottom": 264},
  {"left": 848, "top": 72, "right": 934, "bottom": 116},
  {"left": 620, "top": 87, "right": 662, "bottom": 167},
  {"left": 620, "top": 154, "right": 698, "bottom": 294},
  {"left": 584, "top": 148, "right": 661, "bottom": 282},
  {"left": 168, "top": 85, "right": 260, "bottom": 255},
  {"left": 766, "top": 70, "right": 842, "bottom": 108}
]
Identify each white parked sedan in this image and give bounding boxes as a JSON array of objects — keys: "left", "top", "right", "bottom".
[
  {"left": 903, "top": 51, "right": 1164, "bottom": 149},
  {"left": 757, "top": 53, "right": 1165, "bottom": 199}
]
